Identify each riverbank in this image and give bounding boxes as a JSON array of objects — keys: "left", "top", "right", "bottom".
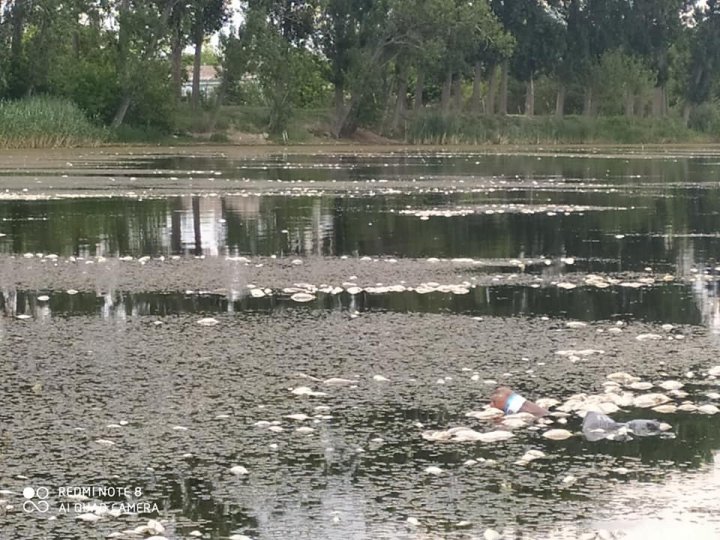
[{"left": 1, "top": 98, "right": 718, "bottom": 149}]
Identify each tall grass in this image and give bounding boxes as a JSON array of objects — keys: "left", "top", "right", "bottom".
[
  {"left": 404, "top": 111, "right": 710, "bottom": 145},
  {"left": 0, "top": 96, "right": 105, "bottom": 148}
]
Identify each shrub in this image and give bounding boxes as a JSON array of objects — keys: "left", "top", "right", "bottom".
[{"left": 0, "top": 96, "right": 105, "bottom": 148}]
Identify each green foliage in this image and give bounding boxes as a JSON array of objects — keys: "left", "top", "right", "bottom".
[
  {"left": 688, "top": 102, "right": 720, "bottom": 135},
  {"left": 124, "top": 58, "right": 177, "bottom": 131},
  {"left": 405, "top": 110, "right": 704, "bottom": 144},
  {"left": 0, "top": 96, "right": 105, "bottom": 148},
  {"left": 592, "top": 50, "right": 656, "bottom": 115}
]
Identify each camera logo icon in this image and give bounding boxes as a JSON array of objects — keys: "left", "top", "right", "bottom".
[{"left": 22, "top": 487, "right": 50, "bottom": 513}]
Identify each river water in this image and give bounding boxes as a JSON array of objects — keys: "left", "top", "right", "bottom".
[{"left": 1, "top": 146, "right": 720, "bottom": 539}]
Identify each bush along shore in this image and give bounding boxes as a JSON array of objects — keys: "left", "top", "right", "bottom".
[
  {"left": 0, "top": 97, "right": 717, "bottom": 149},
  {"left": 0, "top": 97, "right": 106, "bottom": 149}
]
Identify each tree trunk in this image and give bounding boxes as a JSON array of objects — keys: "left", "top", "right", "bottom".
[
  {"left": 524, "top": 77, "right": 534, "bottom": 117},
  {"left": 171, "top": 34, "right": 184, "bottom": 100},
  {"left": 555, "top": 84, "right": 566, "bottom": 117},
  {"left": 111, "top": 0, "right": 131, "bottom": 129},
  {"left": 472, "top": 61, "right": 482, "bottom": 114},
  {"left": 192, "top": 32, "right": 204, "bottom": 109},
  {"left": 583, "top": 86, "right": 593, "bottom": 117},
  {"left": 192, "top": 196, "right": 202, "bottom": 256},
  {"left": 498, "top": 61, "right": 509, "bottom": 115},
  {"left": 452, "top": 72, "right": 462, "bottom": 111},
  {"left": 392, "top": 64, "right": 409, "bottom": 132},
  {"left": 682, "top": 103, "right": 693, "bottom": 126},
  {"left": 651, "top": 85, "right": 667, "bottom": 118},
  {"left": 487, "top": 65, "right": 498, "bottom": 115},
  {"left": 441, "top": 69, "right": 452, "bottom": 113},
  {"left": 110, "top": 95, "right": 132, "bottom": 130},
  {"left": 623, "top": 91, "right": 635, "bottom": 117},
  {"left": 414, "top": 71, "right": 424, "bottom": 110},
  {"left": 10, "top": 0, "right": 25, "bottom": 63}
]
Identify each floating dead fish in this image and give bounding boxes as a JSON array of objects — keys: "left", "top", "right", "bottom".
[
  {"left": 323, "top": 378, "right": 357, "bottom": 386},
  {"left": 291, "top": 386, "right": 327, "bottom": 397},
  {"left": 197, "top": 317, "right": 219, "bottom": 326},
  {"left": 66, "top": 289, "right": 79, "bottom": 295},
  {"left": 76, "top": 513, "right": 102, "bottom": 522},
  {"left": 422, "top": 427, "right": 513, "bottom": 443},
  {"left": 37, "top": 295, "right": 50, "bottom": 302},
  {"left": 628, "top": 381, "right": 653, "bottom": 391},
  {"left": 658, "top": 380, "right": 684, "bottom": 391},
  {"left": 536, "top": 398, "right": 560, "bottom": 409},
  {"left": 346, "top": 286, "right": 363, "bottom": 295},
  {"left": 515, "top": 449, "right": 546, "bottom": 465},
  {"left": 465, "top": 408, "right": 504, "bottom": 420},
  {"left": 15, "top": 314, "right": 31, "bottom": 320},
  {"left": 632, "top": 393, "right": 671, "bottom": 408},
  {"left": 556, "top": 349, "right": 604, "bottom": 357},
  {"left": 565, "top": 321, "right": 587, "bottom": 328},
  {"left": 290, "top": 292, "right": 316, "bottom": 303},
  {"left": 501, "top": 417, "right": 529, "bottom": 429},
  {"left": 285, "top": 414, "right": 309, "bottom": 421},
  {"left": 542, "top": 429, "right": 574, "bottom": 440},
  {"left": 372, "top": 374, "right": 389, "bottom": 382},
  {"left": 652, "top": 404, "right": 677, "bottom": 414},
  {"left": 677, "top": 403, "right": 698, "bottom": 412},
  {"left": 230, "top": 465, "right": 249, "bottom": 476},
  {"left": 249, "top": 288, "right": 266, "bottom": 298},
  {"left": 708, "top": 366, "right": 720, "bottom": 377},
  {"left": 698, "top": 404, "right": 720, "bottom": 415},
  {"left": 94, "top": 439, "right": 115, "bottom": 446},
  {"left": 424, "top": 466, "right": 443, "bottom": 475},
  {"left": 636, "top": 333, "right": 662, "bottom": 341},
  {"left": 295, "top": 427, "right": 315, "bottom": 435},
  {"left": 607, "top": 372, "right": 640, "bottom": 385},
  {"left": 483, "top": 529, "right": 502, "bottom": 540},
  {"left": 557, "top": 282, "right": 577, "bottom": 290}
]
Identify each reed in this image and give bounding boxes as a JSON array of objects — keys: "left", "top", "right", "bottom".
[
  {"left": 403, "top": 111, "right": 709, "bottom": 145},
  {"left": 0, "top": 96, "right": 105, "bottom": 148}
]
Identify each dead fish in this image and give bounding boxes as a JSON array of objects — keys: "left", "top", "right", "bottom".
[
  {"left": 295, "top": 427, "right": 315, "bottom": 435},
  {"left": 632, "top": 393, "right": 671, "bottom": 408},
  {"left": 698, "top": 404, "right": 720, "bottom": 415},
  {"left": 501, "top": 418, "right": 528, "bottom": 430},
  {"left": 566, "top": 321, "right": 587, "bottom": 328},
  {"left": 197, "top": 317, "right": 219, "bottom": 326},
  {"left": 372, "top": 374, "right": 389, "bottom": 382},
  {"left": 542, "top": 429, "right": 574, "bottom": 440},
  {"left": 636, "top": 333, "right": 662, "bottom": 341},
  {"left": 290, "top": 292, "right": 316, "bottom": 303},
  {"left": 424, "top": 466, "right": 443, "bottom": 475},
  {"left": 652, "top": 404, "right": 677, "bottom": 414},
  {"left": 536, "top": 398, "right": 560, "bottom": 409},
  {"left": 658, "top": 380, "right": 684, "bottom": 391},
  {"left": 677, "top": 403, "right": 698, "bottom": 412},
  {"left": 285, "top": 414, "right": 309, "bottom": 421},
  {"left": 323, "top": 378, "right": 357, "bottom": 386},
  {"left": 607, "top": 372, "right": 639, "bottom": 384},
  {"left": 515, "top": 449, "right": 546, "bottom": 465},
  {"left": 465, "top": 408, "right": 504, "bottom": 420},
  {"left": 291, "top": 386, "right": 327, "bottom": 397},
  {"left": 707, "top": 366, "right": 720, "bottom": 376},
  {"left": 628, "top": 381, "right": 653, "bottom": 391}
]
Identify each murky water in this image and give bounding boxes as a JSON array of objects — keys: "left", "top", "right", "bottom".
[{"left": 2, "top": 147, "right": 720, "bottom": 539}]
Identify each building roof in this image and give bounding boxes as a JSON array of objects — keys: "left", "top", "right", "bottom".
[{"left": 186, "top": 65, "right": 220, "bottom": 82}]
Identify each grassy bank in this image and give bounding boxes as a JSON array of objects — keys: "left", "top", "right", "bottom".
[
  {"left": 0, "top": 97, "right": 106, "bottom": 148},
  {"left": 169, "top": 105, "right": 716, "bottom": 146},
  {"left": 403, "top": 111, "right": 713, "bottom": 145}
]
